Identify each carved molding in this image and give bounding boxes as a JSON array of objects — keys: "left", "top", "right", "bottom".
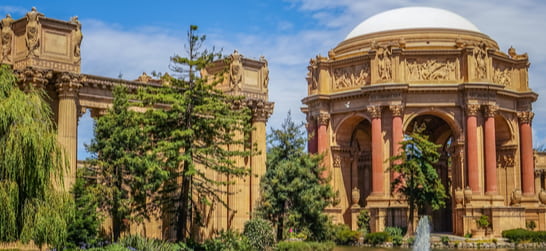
[
  {"left": 492, "top": 62, "right": 512, "bottom": 86},
  {"left": 517, "top": 111, "right": 534, "bottom": 124},
  {"left": 367, "top": 105, "right": 382, "bottom": 118},
  {"left": 333, "top": 155, "right": 341, "bottom": 168},
  {"left": 483, "top": 105, "right": 499, "bottom": 118},
  {"left": 389, "top": 104, "right": 404, "bottom": 117},
  {"left": 465, "top": 104, "right": 480, "bottom": 117},
  {"left": 1, "top": 14, "right": 14, "bottom": 63},
  {"left": 406, "top": 57, "right": 459, "bottom": 81},
  {"left": 497, "top": 145, "right": 517, "bottom": 168},
  {"left": 333, "top": 63, "right": 370, "bottom": 89}
]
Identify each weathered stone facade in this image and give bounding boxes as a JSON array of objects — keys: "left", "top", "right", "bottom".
[
  {"left": 302, "top": 7, "right": 544, "bottom": 236},
  {"left": 2, "top": 8, "right": 273, "bottom": 240}
]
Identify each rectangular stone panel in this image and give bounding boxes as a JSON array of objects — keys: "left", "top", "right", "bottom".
[
  {"left": 43, "top": 31, "right": 69, "bottom": 57},
  {"left": 244, "top": 68, "right": 259, "bottom": 86}
]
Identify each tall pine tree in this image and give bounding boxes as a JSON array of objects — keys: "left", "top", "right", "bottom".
[
  {"left": 258, "top": 112, "right": 335, "bottom": 241},
  {"left": 136, "top": 25, "right": 252, "bottom": 241}
]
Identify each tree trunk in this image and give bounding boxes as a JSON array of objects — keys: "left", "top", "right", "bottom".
[
  {"left": 406, "top": 204, "right": 415, "bottom": 237},
  {"left": 277, "top": 216, "right": 284, "bottom": 241},
  {"left": 177, "top": 160, "right": 192, "bottom": 242}
]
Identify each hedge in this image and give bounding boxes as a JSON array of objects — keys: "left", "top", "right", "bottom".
[
  {"left": 275, "top": 241, "right": 335, "bottom": 251},
  {"left": 502, "top": 228, "right": 546, "bottom": 243}
]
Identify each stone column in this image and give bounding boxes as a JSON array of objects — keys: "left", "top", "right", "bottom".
[
  {"left": 465, "top": 104, "right": 480, "bottom": 193},
  {"left": 368, "top": 105, "right": 384, "bottom": 194},
  {"left": 484, "top": 105, "right": 498, "bottom": 194},
  {"left": 307, "top": 115, "right": 318, "bottom": 154},
  {"left": 518, "top": 111, "right": 535, "bottom": 195},
  {"left": 55, "top": 72, "right": 82, "bottom": 190},
  {"left": 249, "top": 101, "right": 273, "bottom": 214},
  {"left": 390, "top": 105, "right": 404, "bottom": 182},
  {"left": 317, "top": 113, "right": 330, "bottom": 178}
]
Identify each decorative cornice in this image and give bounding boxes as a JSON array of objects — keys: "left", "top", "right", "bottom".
[
  {"left": 465, "top": 103, "right": 480, "bottom": 117},
  {"left": 483, "top": 105, "right": 499, "bottom": 118},
  {"left": 389, "top": 104, "right": 404, "bottom": 117},
  {"left": 367, "top": 105, "right": 382, "bottom": 118},
  {"left": 517, "top": 111, "right": 534, "bottom": 124}
]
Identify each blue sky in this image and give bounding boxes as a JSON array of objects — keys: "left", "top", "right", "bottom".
[{"left": 1, "top": 1, "right": 546, "bottom": 159}]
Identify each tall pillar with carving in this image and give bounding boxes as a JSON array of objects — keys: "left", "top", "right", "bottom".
[
  {"left": 55, "top": 72, "right": 82, "bottom": 190},
  {"left": 249, "top": 100, "right": 273, "bottom": 214},
  {"left": 317, "top": 113, "right": 330, "bottom": 178},
  {"left": 484, "top": 105, "right": 498, "bottom": 194},
  {"left": 465, "top": 104, "right": 480, "bottom": 193},
  {"left": 367, "top": 105, "right": 384, "bottom": 194},
  {"left": 307, "top": 115, "right": 318, "bottom": 154},
  {"left": 518, "top": 111, "right": 535, "bottom": 195},
  {"left": 390, "top": 105, "right": 404, "bottom": 183}
]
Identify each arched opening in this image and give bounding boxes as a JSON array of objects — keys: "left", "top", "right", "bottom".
[{"left": 406, "top": 114, "right": 454, "bottom": 233}]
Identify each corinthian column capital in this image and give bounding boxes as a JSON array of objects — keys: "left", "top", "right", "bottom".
[
  {"left": 16, "top": 66, "right": 52, "bottom": 90},
  {"left": 247, "top": 99, "right": 274, "bottom": 123},
  {"left": 484, "top": 105, "right": 499, "bottom": 118},
  {"left": 55, "top": 72, "right": 83, "bottom": 98},
  {"left": 317, "top": 113, "right": 330, "bottom": 126},
  {"left": 517, "top": 111, "right": 534, "bottom": 124},
  {"left": 367, "top": 105, "right": 382, "bottom": 118},
  {"left": 465, "top": 103, "right": 480, "bottom": 117},
  {"left": 389, "top": 104, "right": 404, "bottom": 117}
]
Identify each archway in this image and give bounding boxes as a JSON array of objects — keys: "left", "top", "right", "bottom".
[{"left": 406, "top": 114, "right": 454, "bottom": 233}]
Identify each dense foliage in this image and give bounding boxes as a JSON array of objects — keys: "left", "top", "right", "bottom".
[
  {"left": 331, "top": 224, "right": 360, "bottom": 245},
  {"left": 0, "top": 65, "right": 68, "bottom": 245},
  {"left": 258, "top": 112, "right": 336, "bottom": 241},
  {"left": 243, "top": 218, "right": 276, "bottom": 250},
  {"left": 364, "top": 232, "right": 390, "bottom": 246},
  {"left": 274, "top": 241, "right": 335, "bottom": 251},
  {"left": 389, "top": 126, "right": 448, "bottom": 234},
  {"left": 86, "top": 84, "right": 152, "bottom": 241},
  {"left": 502, "top": 228, "right": 546, "bottom": 243}
]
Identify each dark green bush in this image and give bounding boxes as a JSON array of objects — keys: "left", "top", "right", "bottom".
[
  {"left": 331, "top": 224, "right": 360, "bottom": 245},
  {"left": 275, "top": 241, "right": 334, "bottom": 251},
  {"left": 502, "top": 228, "right": 546, "bottom": 243},
  {"left": 364, "top": 232, "right": 389, "bottom": 246},
  {"left": 119, "top": 235, "right": 190, "bottom": 251},
  {"left": 203, "top": 230, "right": 252, "bottom": 251},
  {"left": 384, "top": 227, "right": 403, "bottom": 246},
  {"left": 244, "top": 218, "right": 275, "bottom": 250}
]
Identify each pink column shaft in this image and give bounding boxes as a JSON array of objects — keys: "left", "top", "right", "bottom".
[
  {"left": 392, "top": 115, "right": 403, "bottom": 180},
  {"left": 466, "top": 115, "right": 480, "bottom": 193},
  {"left": 484, "top": 116, "right": 498, "bottom": 194},
  {"left": 371, "top": 116, "right": 384, "bottom": 194},
  {"left": 520, "top": 122, "right": 535, "bottom": 195}
]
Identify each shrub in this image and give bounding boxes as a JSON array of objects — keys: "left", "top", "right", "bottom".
[
  {"left": 440, "top": 236, "right": 450, "bottom": 245},
  {"left": 244, "top": 218, "right": 275, "bottom": 250},
  {"left": 203, "top": 230, "right": 252, "bottom": 251},
  {"left": 331, "top": 224, "right": 360, "bottom": 245},
  {"left": 364, "top": 232, "right": 389, "bottom": 246},
  {"left": 476, "top": 215, "right": 490, "bottom": 229},
  {"left": 119, "top": 235, "right": 190, "bottom": 251},
  {"left": 384, "top": 227, "right": 403, "bottom": 246},
  {"left": 502, "top": 228, "right": 532, "bottom": 243},
  {"left": 357, "top": 209, "right": 371, "bottom": 233},
  {"left": 275, "top": 241, "right": 334, "bottom": 251}
]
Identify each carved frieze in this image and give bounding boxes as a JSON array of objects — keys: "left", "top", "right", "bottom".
[
  {"left": 405, "top": 57, "right": 459, "bottom": 81},
  {"left": 333, "top": 63, "right": 370, "bottom": 89},
  {"left": 1, "top": 14, "right": 14, "bottom": 63},
  {"left": 492, "top": 62, "right": 512, "bottom": 86},
  {"left": 497, "top": 145, "right": 517, "bottom": 168}
]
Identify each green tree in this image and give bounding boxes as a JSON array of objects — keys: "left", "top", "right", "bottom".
[
  {"left": 87, "top": 85, "right": 153, "bottom": 241},
  {"left": 0, "top": 65, "right": 66, "bottom": 241},
  {"left": 389, "top": 125, "right": 448, "bottom": 235},
  {"left": 66, "top": 170, "right": 103, "bottom": 248},
  {"left": 135, "top": 25, "right": 252, "bottom": 241},
  {"left": 258, "top": 112, "right": 335, "bottom": 241}
]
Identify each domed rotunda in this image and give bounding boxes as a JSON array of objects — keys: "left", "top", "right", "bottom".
[{"left": 302, "top": 7, "right": 541, "bottom": 236}]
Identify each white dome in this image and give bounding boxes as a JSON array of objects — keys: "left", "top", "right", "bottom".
[{"left": 345, "top": 7, "right": 480, "bottom": 40}]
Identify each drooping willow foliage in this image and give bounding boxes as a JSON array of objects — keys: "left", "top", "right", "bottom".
[{"left": 0, "top": 64, "right": 66, "bottom": 241}]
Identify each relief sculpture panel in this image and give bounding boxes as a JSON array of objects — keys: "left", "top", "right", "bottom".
[
  {"left": 405, "top": 57, "right": 459, "bottom": 81},
  {"left": 333, "top": 63, "right": 370, "bottom": 90},
  {"left": 492, "top": 62, "right": 512, "bottom": 87}
]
